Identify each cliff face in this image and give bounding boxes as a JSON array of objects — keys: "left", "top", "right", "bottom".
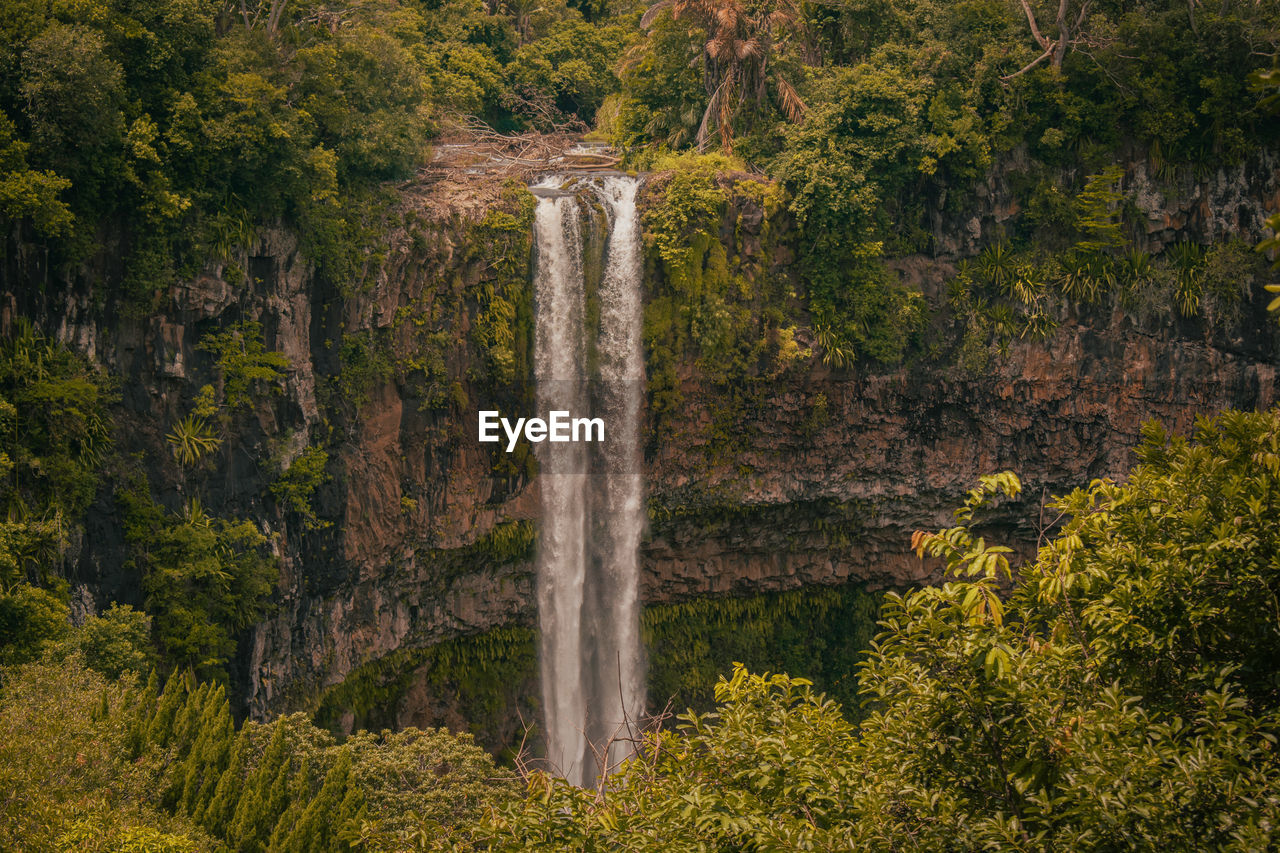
[
  {"left": 3, "top": 152, "right": 1278, "bottom": 720},
  {"left": 644, "top": 322, "right": 1278, "bottom": 598}
]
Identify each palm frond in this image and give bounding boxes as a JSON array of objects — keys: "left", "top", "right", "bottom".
[
  {"left": 715, "top": 5, "right": 741, "bottom": 30},
  {"left": 775, "top": 76, "right": 806, "bottom": 123},
  {"left": 640, "top": 0, "right": 674, "bottom": 29},
  {"left": 707, "top": 36, "right": 737, "bottom": 60},
  {"left": 696, "top": 77, "right": 729, "bottom": 150},
  {"left": 766, "top": 9, "right": 795, "bottom": 29}
]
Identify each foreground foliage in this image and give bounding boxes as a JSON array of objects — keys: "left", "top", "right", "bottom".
[
  {"left": 0, "top": 650, "right": 516, "bottom": 852},
  {"left": 485, "top": 408, "right": 1280, "bottom": 850}
]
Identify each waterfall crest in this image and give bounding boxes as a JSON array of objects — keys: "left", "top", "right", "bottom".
[{"left": 531, "top": 174, "right": 646, "bottom": 787}]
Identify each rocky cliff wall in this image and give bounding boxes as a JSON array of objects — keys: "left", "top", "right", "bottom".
[{"left": 2, "top": 151, "right": 1278, "bottom": 721}]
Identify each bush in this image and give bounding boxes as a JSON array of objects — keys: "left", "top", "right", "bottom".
[{"left": 483, "top": 408, "right": 1280, "bottom": 850}]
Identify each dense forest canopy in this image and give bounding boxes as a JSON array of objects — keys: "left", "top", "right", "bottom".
[
  {"left": 2, "top": 0, "right": 1277, "bottom": 257},
  {"left": 0, "top": 0, "right": 1277, "bottom": 359}
]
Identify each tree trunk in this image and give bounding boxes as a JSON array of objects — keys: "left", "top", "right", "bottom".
[
  {"left": 1052, "top": 0, "right": 1070, "bottom": 68},
  {"left": 266, "top": 0, "right": 288, "bottom": 37}
]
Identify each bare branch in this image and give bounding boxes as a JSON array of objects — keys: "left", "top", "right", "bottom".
[
  {"left": 1074, "top": 0, "right": 1092, "bottom": 32},
  {"left": 775, "top": 76, "right": 807, "bottom": 123},
  {"left": 1017, "top": 0, "right": 1052, "bottom": 51},
  {"left": 266, "top": 0, "right": 288, "bottom": 37},
  {"left": 1000, "top": 46, "right": 1056, "bottom": 82},
  {"left": 695, "top": 76, "right": 729, "bottom": 151}
]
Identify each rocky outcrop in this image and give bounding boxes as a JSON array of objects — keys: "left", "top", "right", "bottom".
[
  {"left": 2, "top": 150, "right": 1278, "bottom": 722},
  {"left": 644, "top": 317, "right": 1279, "bottom": 600},
  {"left": 931, "top": 147, "right": 1280, "bottom": 257}
]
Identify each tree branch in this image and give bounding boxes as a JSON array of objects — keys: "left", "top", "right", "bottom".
[
  {"left": 1017, "top": 0, "right": 1052, "bottom": 51},
  {"left": 266, "top": 0, "right": 288, "bottom": 37},
  {"left": 1000, "top": 46, "right": 1056, "bottom": 82}
]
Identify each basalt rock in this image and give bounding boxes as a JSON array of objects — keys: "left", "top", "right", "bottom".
[{"left": 1, "top": 152, "right": 1277, "bottom": 723}]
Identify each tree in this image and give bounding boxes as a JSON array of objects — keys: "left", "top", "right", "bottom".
[
  {"left": 0, "top": 581, "right": 68, "bottom": 667},
  {"left": 1002, "top": 0, "right": 1092, "bottom": 80},
  {"left": 505, "top": 19, "right": 629, "bottom": 127},
  {"left": 482, "top": 665, "right": 862, "bottom": 850},
  {"left": 639, "top": 0, "right": 807, "bottom": 151},
  {"left": 76, "top": 603, "right": 154, "bottom": 680},
  {"left": 18, "top": 23, "right": 125, "bottom": 205},
  {"left": 344, "top": 728, "right": 519, "bottom": 852},
  {"left": 482, "top": 408, "right": 1280, "bottom": 850},
  {"left": 0, "top": 111, "right": 72, "bottom": 236},
  {"left": 0, "top": 321, "right": 113, "bottom": 520},
  {"left": 0, "top": 655, "right": 212, "bottom": 852},
  {"left": 133, "top": 500, "right": 277, "bottom": 680},
  {"left": 196, "top": 321, "right": 290, "bottom": 411}
]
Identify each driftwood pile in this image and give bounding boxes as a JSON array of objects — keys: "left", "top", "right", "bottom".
[{"left": 419, "top": 117, "right": 622, "bottom": 180}]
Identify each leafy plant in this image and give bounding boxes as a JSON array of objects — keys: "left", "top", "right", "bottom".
[
  {"left": 165, "top": 415, "right": 221, "bottom": 468},
  {"left": 270, "top": 445, "right": 331, "bottom": 530},
  {"left": 483, "top": 409, "right": 1280, "bottom": 850},
  {"left": 124, "top": 496, "right": 278, "bottom": 681},
  {"left": 1073, "top": 166, "right": 1127, "bottom": 252},
  {"left": 638, "top": 0, "right": 807, "bottom": 151},
  {"left": 0, "top": 321, "right": 113, "bottom": 519},
  {"left": 197, "top": 322, "right": 289, "bottom": 411}
]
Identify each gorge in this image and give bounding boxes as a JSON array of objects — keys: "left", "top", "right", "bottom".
[
  {"left": 3, "top": 149, "right": 1279, "bottom": 756},
  {"left": 6, "top": 0, "right": 1280, "bottom": 844}
]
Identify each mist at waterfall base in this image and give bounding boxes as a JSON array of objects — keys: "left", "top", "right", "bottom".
[{"left": 530, "top": 175, "right": 647, "bottom": 787}]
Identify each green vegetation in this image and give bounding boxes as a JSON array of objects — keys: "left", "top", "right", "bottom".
[
  {"left": 1, "top": 1, "right": 1279, "bottom": 849},
  {"left": 0, "top": 0, "right": 634, "bottom": 301},
  {"left": 641, "top": 153, "right": 808, "bottom": 428},
  {"left": 167, "top": 415, "right": 223, "bottom": 469},
  {"left": 314, "top": 625, "right": 539, "bottom": 758},
  {"left": 0, "top": 321, "right": 112, "bottom": 521},
  {"left": 198, "top": 322, "right": 290, "bottom": 412},
  {"left": 1, "top": 650, "right": 515, "bottom": 853},
  {"left": 314, "top": 581, "right": 885, "bottom": 756},
  {"left": 0, "top": 326, "right": 283, "bottom": 685},
  {"left": 0, "top": 0, "right": 1274, "bottom": 360},
  {"left": 0, "top": 324, "right": 115, "bottom": 671},
  {"left": 123, "top": 497, "right": 278, "bottom": 682},
  {"left": 945, "top": 235, "right": 1269, "bottom": 370},
  {"left": 335, "top": 330, "right": 396, "bottom": 413},
  {"left": 1251, "top": 64, "right": 1280, "bottom": 319},
  {"left": 485, "top": 408, "right": 1280, "bottom": 850},
  {"left": 643, "top": 585, "right": 883, "bottom": 718},
  {"left": 271, "top": 445, "right": 332, "bottom": 530},
  {"left": 468, "top": 185, "right": 537, "bottom": 394},
  {"left": 619, "top": 0, "right": 1280, "bottom": 368},
  {"left": 5, "top": 321, "right": 1280, "bottom": 848}
]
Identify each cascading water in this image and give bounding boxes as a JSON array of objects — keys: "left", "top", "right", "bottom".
[
  {"left": 531, "top": 181, "right": 590, "bottom": 784},
  {"left": 530, "top": 174, "right": 646, "bottom": 787},
  {"left": 583, "top": 176, "right": 646, "bottom": 777}
]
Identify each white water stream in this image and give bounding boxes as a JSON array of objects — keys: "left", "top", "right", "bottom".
[{"left": 531, "top": 175, "right": 645, "bottom": 786}]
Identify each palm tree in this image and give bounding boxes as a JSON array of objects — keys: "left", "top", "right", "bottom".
[
  {"left": 640, "top": 0, "right": 808, "bottom": 151},
  {"left": 641, "top": 0, "right": 807, "bottom": 152}
]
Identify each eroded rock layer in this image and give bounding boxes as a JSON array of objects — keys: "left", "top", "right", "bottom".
[{"left": 2, "top": 155, "right": 1277, "bottom": 720}]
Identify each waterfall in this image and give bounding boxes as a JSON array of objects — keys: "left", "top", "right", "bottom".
[
  {"left": 531, "top": 182, "right": 590, "bottom": 784},
  {"left": 530, "top": 174, "right": 646, "bottom": 787},
  {"left": 584, "top": 176, "right": 646, "bottom": 777}
]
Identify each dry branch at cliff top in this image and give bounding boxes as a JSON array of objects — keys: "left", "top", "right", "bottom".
[{"left": 417, "top": 117, "right": 621, "bottom": 181}]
